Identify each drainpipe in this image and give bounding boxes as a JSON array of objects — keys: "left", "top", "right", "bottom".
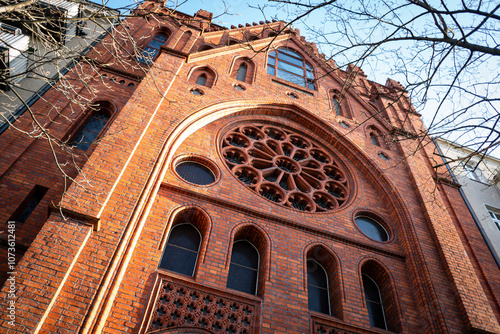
[{"left": 433, "top": 138, "right": 500, "bottom": 269}]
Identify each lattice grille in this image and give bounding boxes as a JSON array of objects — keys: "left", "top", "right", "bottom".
[
  {"left": 314, "top": 322, "right": 356, "bottom": 334},
  {"left": 147, "top": 280, "right": 256, "bottom": 333}
]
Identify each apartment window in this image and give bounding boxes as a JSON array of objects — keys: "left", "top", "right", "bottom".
[
  {"left": 139, "top": 33, "right": 168, "bottom": 64},
  {"left": 464, "top": 163, "right": 487, "bottom": 183},
  {"left": 267, "top": 48, "right": 315, "bottom": 89},
  {"left": 159, "top": 224, "right": 201, "bottom": 276},
  {"left": 486, "top": 206, "right": 500, "bottom": 232},
  {"left": 227, "top": 240, "right": 259, "bottom": 295},
  {"left": 307, "top": 259, "right": 330, "bottom": 315},
  {"left": 10, "top": 185, "right": 48, "bottom": 223}
]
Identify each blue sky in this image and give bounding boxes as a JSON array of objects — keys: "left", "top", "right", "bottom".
[{"left": 100, "top": 0, "right": 500, "bottom": 158}]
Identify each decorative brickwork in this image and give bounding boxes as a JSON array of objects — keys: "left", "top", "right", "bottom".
[
  {"left": 145, "top": 277, "right": 259, "bottom": 334},
  {"left": 221, "top": 123, "right": 350, "bottom": 212},
  {"left": 313, "top": 323, "right": 355, "bottom": 334}
]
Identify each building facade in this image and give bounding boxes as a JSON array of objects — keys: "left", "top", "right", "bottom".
[
  {"left": 0, "top": 2, "right": 499, "bottom": 333},
  {"left": 435, "top": 137, "right": 500, "bottom": 262},
  {"left": 0, "top": 0, "right": 119, "bottom": 132}
]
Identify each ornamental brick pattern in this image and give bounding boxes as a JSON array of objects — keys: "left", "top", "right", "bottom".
[
  {"left": 146, "top": 278, "right": 258, "bottom": 333},
  {"left": 0, "top": 1, "right": 499, "bottom": 334}
]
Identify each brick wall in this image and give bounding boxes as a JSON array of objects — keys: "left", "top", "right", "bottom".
[{"left": 0, "top": 3, "right": 499, "bottom": 333}]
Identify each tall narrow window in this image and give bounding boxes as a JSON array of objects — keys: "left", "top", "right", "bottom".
[
  {"left": 362, "top": 274, "right": 387, "bottom": 330},
  {"left": 159, "top": 224, "right": 201, "bottom": 276},
  {"left": 333, "top": 97, "right": 342, "bottom": 116},
  {"left": 370, "top": 132, "right": 379, "bottom": 147},
  {"left": 267, "top": 48, "right": 315, "bottom": 89},
  {"left": 71, "top": 109, "right": 110, "bottom": 151},
  {"left": 227, "top": 240, "right": 259, "bottom": 295},
  {"left": 307, "top": 259, "right": 330, "bottom": 315},
  {"left": 139, "top": 33, "right": 168, "bottom": 64},
  {"left": 10, "top": 185, "right": 48, "bottom": 223},
  {"left": 196, "top": 73, "right": 207, "bottom": 86},
  {"left": 236, "top": 63, "right": 247, "bottom": 82}
]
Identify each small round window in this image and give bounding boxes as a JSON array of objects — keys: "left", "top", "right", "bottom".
[
  {"left": 355, "top": 216, "right": 389, "bottom": 242},
  {"left": 175, "top": 161, "right": 216, "bottom": 185}
]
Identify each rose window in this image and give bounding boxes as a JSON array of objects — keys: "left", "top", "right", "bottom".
[{"left": 221, "top": 124, "right": 350, "bottom": 212}]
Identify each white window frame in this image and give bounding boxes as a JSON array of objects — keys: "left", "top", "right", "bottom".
[
  {"left": 463, "top": 162, "right": 488, "bottom": 184},
  {"left": 486, "top": 205, "right": 500, "bottom": 232}
]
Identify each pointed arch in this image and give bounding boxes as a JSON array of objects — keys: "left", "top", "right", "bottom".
[
  {"left": 304, "top": 243, "right": 343, "bottom": 318},
  {"left": 226, "top": 222, "right": 271, "bottom": 297},
  {"left": 158, "top": 205, "right": 213, "bottom": 275},
  {"left": 146, "top": 100, "right": 441, "bottom": 333},
  {"left": 188, "top": 66, "right": 217, "bottom": 88},
  {"left": 366, "top": 124, "right": 389, "bottom": 150},
  {"left": 360, "top": 258, "right": 402, "bottom": 332},
  {"left": 68, "top": 100, "right": 115, "bottom": 151},
  {"left": 330, "top": 89, "right": 352, "bottom": 118},
  {"left": 267, "top": 47, "right": 315, "bottom": 90},
  {"left": 230, "top": 57, "right": 256, "bottom": 84},
  {"left": 138, "top": 28, "right": 171, "bottom": 64}
]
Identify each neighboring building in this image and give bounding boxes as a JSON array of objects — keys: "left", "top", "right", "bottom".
[
  {"left": 0, "top": 0, "right": 119, "bottom": 132},
  {"left": 435, "top": 137, "right": 500, "bottom": 261},
  {"left": 0, "top": 1, "right": 499, "bottom": 333}
]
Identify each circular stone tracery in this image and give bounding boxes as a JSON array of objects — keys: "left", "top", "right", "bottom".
[{"left": 221, "top": 124, "right": 350, "bottom": 212}]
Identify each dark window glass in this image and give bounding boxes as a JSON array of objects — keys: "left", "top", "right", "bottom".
[
  {"left": 196, "top": 74, "right": 207, "bottom": 86},
  {"left": 378, "top": 153, "right": 388, "bottom": 160},
  {"left": 370, "top": 133, "right": 379, "bottom": 146},
  {"left": 362, "top": 274, "right": 387, "bottom": 330},
  {"left": 236, "top": 63, "right": 247, "bottom": 81},
  {"left": 307, "top": 259, "right": 330, "bottom": 314},
  {"left": 10, "top": 185, "right": 48, "bottom": 223},
  {"left": 333, "top": 97, "right": 342, "bottom": 115},
  {"left": 355, "top": 216, "right": 389, "bottom": 242},
  {"left": 175, "top": 161, "right": 215, "bottom": 185},
  {"left": 267, "top": 48, "right": 315, "bottom": 89},
  {"left": 191, "top": 89, "right": 202, "bottom": 95},
  {"left": 71, "top": 111, "right": 110, "bottom": 151},
  {"left": 227, "top": 241, "right": 259, "bottom": 295},
  {"left": 139, "top": 33, "right": 168, "bottom": 64},
  {"left": 159, "top": 224, "right": 201, "bottom": 276}
]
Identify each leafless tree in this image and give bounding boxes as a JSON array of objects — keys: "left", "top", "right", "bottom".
[
  {"left": 0, "top": 0, "right": 233, "bottom": 203},
  {"left": 259, "top": 0, "right": 499, "bottom": 167}
]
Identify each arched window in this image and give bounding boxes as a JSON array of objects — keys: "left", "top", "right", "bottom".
[
  {"left": 370, "top": 132, "right": 380, "bottom": 147},
  {"left": 236, "top": 63, "right": 247, "bottom": 82},
  {"left": 267, "top": 48, "right": 315, "bottom": 89},
  {"left": 227, "top": 240, "right": 259, "bottom": 295},
  {"left": 196, "top": 73, "right": 207, "bottom": 86},
  {"left": 71, "top": 104, "right": 111, "bottom": 151},
  {"left": 362, "top": 274, "right": 387, "bottom": 330},
  {"left": 159, "top": 223, "right": 201, "bottom": 276},
  {"left": 189, "top": 67, "right": 217, "bottom": 88},
  {"left": 333, "top": 96, "right": 342, "bottom": 116},
  {"left": 307, "top": 259, "right": 330, "bottom": 315},
  {"left": 139, "top": 33, "right": 168, "bottom": 64}
]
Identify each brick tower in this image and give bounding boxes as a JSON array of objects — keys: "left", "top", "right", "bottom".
[{"left": 0, "top": 2, "right": 499, "bottom": 333}]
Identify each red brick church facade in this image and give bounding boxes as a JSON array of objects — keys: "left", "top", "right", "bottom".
[{"left": 0, "top": 2, "right": 499, "bottom": 333}]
